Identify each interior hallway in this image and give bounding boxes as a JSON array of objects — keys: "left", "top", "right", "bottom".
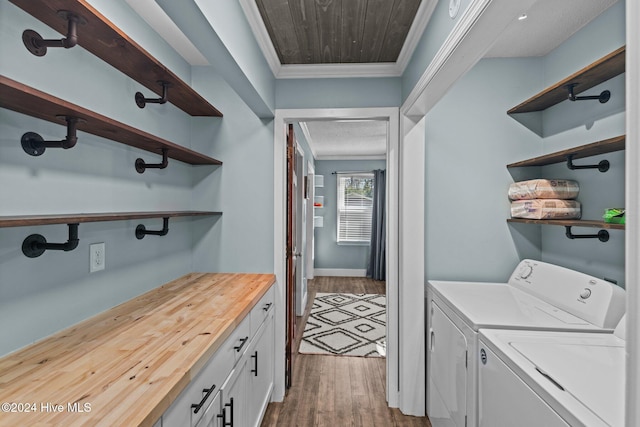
[{"left": 261, "top": 276, "right": 431, "bottom": 426}]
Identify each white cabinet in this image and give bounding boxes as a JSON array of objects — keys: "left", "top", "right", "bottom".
[
  {"left": 219, "top": 363, "right": 248, "bottom": 427},
  {"left": 161, "top": 285, "right": 275, "bottom": 427},
  {"left": 195, "top": 390, "right": 222, "bottom": 427},
  {"left": 247, "top": 310, "right": 275, "bottom": 427}
]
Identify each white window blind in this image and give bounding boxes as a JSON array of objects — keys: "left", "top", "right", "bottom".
[{"left": 337, "top": 173, "right": 374, "bottom": 243}]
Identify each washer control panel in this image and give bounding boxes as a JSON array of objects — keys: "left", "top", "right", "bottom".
[{"left": 508, "top": 259, "right": 626, "bottom": 329}]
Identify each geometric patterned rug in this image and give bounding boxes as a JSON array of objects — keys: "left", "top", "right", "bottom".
[{"left": 299, "top": 293, "right": 386, "bottom": 358}]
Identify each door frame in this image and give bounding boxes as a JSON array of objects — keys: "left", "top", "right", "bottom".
[{"left": 272, "top": 107, "right": 403, "bottom": 408}]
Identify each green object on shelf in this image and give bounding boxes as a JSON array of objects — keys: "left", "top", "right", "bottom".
[{"left": 603, "top": 208, "right": 625, "bottom": 224}]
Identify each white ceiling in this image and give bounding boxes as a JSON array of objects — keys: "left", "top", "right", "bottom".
[
  {"left": 300, "top": 120, "right": 387, "bottom": 160},
  {"left": 486, "top": 0, "right": 618, "bottom": 57}
]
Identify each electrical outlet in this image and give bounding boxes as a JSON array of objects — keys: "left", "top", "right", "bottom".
[{"left": 90, "top": 243, "right": 105, "bottom": 273}]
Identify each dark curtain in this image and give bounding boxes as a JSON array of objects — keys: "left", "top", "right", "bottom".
[{"left": 367, "top": 169, "right": 386, "bottom": 281}]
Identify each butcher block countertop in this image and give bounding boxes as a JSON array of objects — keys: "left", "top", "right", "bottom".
[{"left": 0, "top": 273, "right": 275, "bottom": 427}]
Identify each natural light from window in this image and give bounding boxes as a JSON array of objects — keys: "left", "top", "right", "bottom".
[{"left": 336, "top": 173, "right": 374, "bottom": 244}]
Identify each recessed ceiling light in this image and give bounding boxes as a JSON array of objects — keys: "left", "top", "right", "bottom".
[{"left": 518, "top": 13, "right": 528, "bottom": 21}]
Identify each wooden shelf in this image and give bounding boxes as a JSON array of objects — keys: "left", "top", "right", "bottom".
[
  {"left": 9, "top": 0, "right": 222, "bottom": 117},
  {"left": 0, "top": 211, "right": 221, "bottom": 228},
  {"left": 507, "top": 218, "right": 624, "bottom": 231},
  {"left": 508, "top": 46, "right": 625, "bottom": 114},
  {"left": 0, "top": 75, "right": 222, "bottom": 166},
  {"left": 507, "top": 135, "right": 625, "bottom": 168}
]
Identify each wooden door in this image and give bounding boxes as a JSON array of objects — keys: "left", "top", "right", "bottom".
[{"left": 285, "top": 123, "right": 296, "bottom": 388}]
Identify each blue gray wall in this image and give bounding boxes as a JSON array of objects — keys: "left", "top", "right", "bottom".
[
  {"left": 424, "top": 57, "right": 542, "bottom": 282},
  {"left": 537, "top": 1, "right": 626, "bottom": 284},
  {"left": 424, "top": 1, "right": 626, "bottom": 285},
  {"left": 313, "top": 160, "right": 386, "bottom": 271},
  {"left": 0, "top": 1, "right": 273, "bottom": 356},
  {"left": 402, "top": 0, "right": 472, "bottom": 101},
  {"left": 275, "top": 78, "right": 401, "bottom": 109}
]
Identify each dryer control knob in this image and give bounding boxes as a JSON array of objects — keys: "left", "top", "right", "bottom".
[
  {"left": 580, "top": 288, "right": 592, "bottom": 299},
  {"left": 519, "top": 265, "right": 533, "bottom": 279}
]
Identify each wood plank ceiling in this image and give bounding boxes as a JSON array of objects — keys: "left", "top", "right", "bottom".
[{"left": 255, "top": 0, "right": 422, "bottom": 64}]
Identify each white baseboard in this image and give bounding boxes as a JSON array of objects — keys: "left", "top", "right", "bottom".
[{"left": 314, "top": 268, "right": 367, "bottom": 277}]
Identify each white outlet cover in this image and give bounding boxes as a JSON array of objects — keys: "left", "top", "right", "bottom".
[{"left": 90, "top": 242, "right": 105, "bottom": 273}]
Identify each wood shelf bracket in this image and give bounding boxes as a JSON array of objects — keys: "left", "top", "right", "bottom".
[
  {"left": 21, "top": 115, "right": 84, "bottom": 156},
  {"left": 566, "top": 83, "right": 610, "bottom": 104},
  {"left": 22, "top": 10, "right": 85, "bottom": 56},
  {"left": 136, "top": 217, "right": 169, "bottom": 240},
  {"left": 22, "top": 223, "right": 79, "bottom": 258},
  {"left": 565, "top": 226, "right": 609, "bottom": 242},
  {"left": 135, "top": 81, "right": 171, "bottom": 109},
  {"left": 566, "top": 154, "right": 610, "bottom": 172},
  {"left": 136, "top": 148, "right": 168, "bottom": 173}
]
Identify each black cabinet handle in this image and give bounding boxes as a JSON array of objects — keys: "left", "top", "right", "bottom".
[
  {"left": 251, "top": 351, "right": 258, "bottom": 376},
  {"left": 217, "top": 407, "right": 227, "bottom": 425},
  {"left": 191, "top": 384, "right": 216, "bottom": 414},
  {"left": 234, "top": 336, "right": 248, "bottom": 352},
  {"left": 222, "top": 398, "right": 233, "bottom": 427},
  {"left": 263, "top": 302, "right": 273, "bottom": 312}
]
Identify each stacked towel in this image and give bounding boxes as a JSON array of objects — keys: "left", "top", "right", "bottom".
[{"left": 509, "top": 179, "right": 581, "bottom": 220}]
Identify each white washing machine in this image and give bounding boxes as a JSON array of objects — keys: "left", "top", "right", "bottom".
[
  {"left": 426, "top": 259, "right": 625, "bottom": 427},
  {"left": 478, "top": 316, "right": 626, "bottom": 426}
]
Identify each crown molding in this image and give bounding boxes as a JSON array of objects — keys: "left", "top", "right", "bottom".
[
  {"left": 395, "top": 0, "right": 439, "bottom": 73},
  {"left": 238, "top": 0, "right": 282, "bottom": 74},
  {"left": 297, "top": 121, "right": 317, "bottom": 159},
  {"left": 277, "top": 62, "right": 401, "bottom": 79},
  {"left": 315, "top": 154, "right": 386, "bottom": 161},
  {"left": 239, "top": 0, "right": 434, "bottom": 79}
]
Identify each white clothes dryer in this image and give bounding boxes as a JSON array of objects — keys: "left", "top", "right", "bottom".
[
  {"left": 478, "top": 316, "right": 626, "bottom": 426},
  {"left": 426, "top": 259, "right": 625, "bottom": 427}
]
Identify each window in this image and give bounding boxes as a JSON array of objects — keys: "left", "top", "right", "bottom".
[{"left": 337, "top": 173, "right": 374, "bottom": 243}]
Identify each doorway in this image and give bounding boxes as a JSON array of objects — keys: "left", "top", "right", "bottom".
[{"left": 273, "top": 107, "right": 401, "bottom": 408}]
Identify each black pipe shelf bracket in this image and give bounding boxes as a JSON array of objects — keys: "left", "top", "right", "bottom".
[
  {"left": 566, "top": 154, "right": 610, "bottom": 172},
  {"left": 566, "top": 83, "right": 610, "bottom": 104},
  {"left": 135, "top": 81, "right": 171, "bottom": 109},
  {"left": 22, "top": 223, "right": 80, "bottom": 258},
  {"left": 22, "top": 10, "right": 86, "bottom": 56},
  {"left": 21, "top": 115, "right": 85, "bottom": 156},
  {"left": 565, "top": 226, "right": 609, "bottom": 242},
  {"left": 136, "top": 148, "right": 168, "bottom": 173},
  {"left": 136, "top": 217, "right": 169, "bottom": 240}
]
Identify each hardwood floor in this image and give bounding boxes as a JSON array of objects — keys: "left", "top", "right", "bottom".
[{"left": 261, "top": 276, "right": 431, "bottom": 427}]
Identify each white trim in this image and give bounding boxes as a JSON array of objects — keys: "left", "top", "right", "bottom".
[
  {"left": 384, "top": 109, "right": 400, "bottom": 409},
  {"left": 273, "top": 108, "right": 399, "bottom": 408},
  {"left": 626, "top": 0, "right": 640, "bottom": 425},
  {"left": 298, "top": 122, "right": 317, "bottom": 159},
  {"left": 238, "top": 0, "right": 281, "bottom": 76},
  {"left": 316, "top": 154, "right": 386, "bottom": 161},
  {"left": 398, "top": 115, "right": 425, "bottom": 416},
  {"left": 313, "top": 269, "right": 366, "bottom": 277},
  {"left": 239, "top": 0, "right": 437, "bottom": 79},
  {"left": 276, "top": 62, "right": 401, "bottom": 79},
  {"left": 395, "top": 0, "right": 439, "bottom": 73}
]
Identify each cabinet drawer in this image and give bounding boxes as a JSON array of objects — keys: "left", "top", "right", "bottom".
[
  {"left": 162, "top": 357, "right": 219, "bottom": 427},
  {"left": 250, "top": 285, "right": 275, "bottom": 337},
  {"left": 194, "top": 389, "right": 221, "bottom": 427},
  {"left": 163, "top": 315, "right": 250, "bottom": 427}
]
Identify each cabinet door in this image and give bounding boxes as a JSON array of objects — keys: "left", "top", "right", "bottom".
[
  {"left": 247, "top": 311, "right": 275, "bottom": 427},
  {"left": 428, "top": 301, "right": 468, "bottom": 427},
  {"left": 220, "top": 362, "right": 248, "bottom": 427}
]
